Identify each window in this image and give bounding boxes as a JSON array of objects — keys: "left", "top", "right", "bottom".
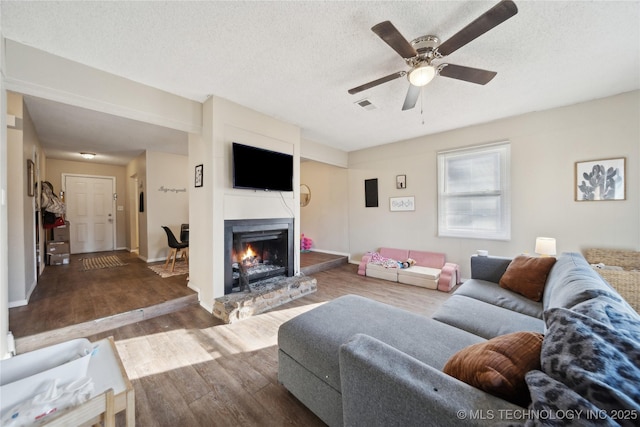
[{"left": 437, "top": 142, "right": 510, "bottom": 240}]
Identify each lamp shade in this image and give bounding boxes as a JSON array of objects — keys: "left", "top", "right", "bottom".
[
  {"left": 408, "top": 65, "right": 436, "bottom": 87},
  {"left": 535, "top": 237, "right": 556, "bottom": 256}
]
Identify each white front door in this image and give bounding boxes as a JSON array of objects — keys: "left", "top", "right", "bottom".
[{"left": 64, "top": 175, "right": 115, "bottom": 254}]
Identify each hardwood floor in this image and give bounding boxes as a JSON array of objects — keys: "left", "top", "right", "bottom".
[
  {"left": 10, "top": 251, "right": 454, "bottom": 426},
  {"left": 9, "top": 251, "right": 196, "bottom": 340}
]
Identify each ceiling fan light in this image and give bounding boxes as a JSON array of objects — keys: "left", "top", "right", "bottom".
[
  {"left": 408, "top": 65, "right": 436, "bottom": 87},
  {"left": 80, "top": 152, "right": 96, "bottom": 160}
]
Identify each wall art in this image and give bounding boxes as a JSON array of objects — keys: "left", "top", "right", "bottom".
[
  {"left": 27, "top": 159, "right": 35, "bottom": 197},
  {"left": 390, "top": 196, "right": 415, "bottom": 211},
  {"left": 575, "top": 157, "right": 625, "bottom": 201},
  {"left": 195, "top": 164, "right": 203, "bottom": 188}
]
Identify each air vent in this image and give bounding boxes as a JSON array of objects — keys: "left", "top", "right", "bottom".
[{"left": 355, "top": 98, "right": 377, "bottom": 111}]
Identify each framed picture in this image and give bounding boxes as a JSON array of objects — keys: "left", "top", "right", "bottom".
[
  {"left": 390, "top": 196, "right": 415, "bottom": 211},
  {"left": 575, "top": 157, "right": 625, "bottom": 201},
  {"left": 27, "top": 159, "right": 35, "bottom": 197},
  {"left": 396, "top": 174, "right": 407, "bottom": 189},
  {"left": 195, "top": 164, "right": 203, "bottom": 188}
]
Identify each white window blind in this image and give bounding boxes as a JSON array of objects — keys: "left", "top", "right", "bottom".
[{"left": 437, "top": 142, "right": 511, "bottom": 240}]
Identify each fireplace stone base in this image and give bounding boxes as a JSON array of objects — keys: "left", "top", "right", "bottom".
[{"left": 213, "top": 275, "right": 317, "bottom": 323}]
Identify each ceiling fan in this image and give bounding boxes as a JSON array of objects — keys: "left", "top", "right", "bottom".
[{"left": 348, "top": 0, "right": 518, "bottom": 111}]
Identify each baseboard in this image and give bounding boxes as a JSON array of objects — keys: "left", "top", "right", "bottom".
[
  {"left": 137, "top": 254, "right": 165, "bottom": 263},
  {"left": 8, "top": 299, "right": 28, "bottom": 308},
  {"left": 199, "top": 299, "right": 214, "bottom": 314},
  {"left": 308, "top": 248, "right": 350, "bottom": 257},
  {"left": 187, "top": 281, "right": 200, "bottom": 294}
]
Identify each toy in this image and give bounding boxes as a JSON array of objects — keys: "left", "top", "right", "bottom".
[
  {"left": 399, "top": 258, "right": 416, "bottom": 269},
  {"left": 301, "top": 234, "right": 313, "bottom": 252}
]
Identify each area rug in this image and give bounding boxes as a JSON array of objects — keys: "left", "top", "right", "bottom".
[
  {"left": 82, "top": 256, "right": 127, "bottom": 271},
  {"left": 148, "top": 261, "right": 188, "bottom": 278}
]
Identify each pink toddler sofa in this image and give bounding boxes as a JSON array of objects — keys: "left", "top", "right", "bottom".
[{"left": 358, "top": 247, "right": 460, "bottom": 292}]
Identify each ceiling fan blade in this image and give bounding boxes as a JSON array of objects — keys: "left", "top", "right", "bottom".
[
  {"left": 436, "top": 0, "right": 518, "bottom": 57},
  {"left": 348, "top": 71, "right": 406, "bottom": 95},
  {"left": 402, "top": 84, "right": 421, "bottom": 111},
  {"left": 371, "top": 21, "right": 418, "bottom": 59},
  {"left": 438, "top": 64, "right": 497, "bottom": 85}
]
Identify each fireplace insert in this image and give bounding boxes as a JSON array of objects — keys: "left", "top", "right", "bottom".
[{"left": 224, "top": 218, "right": 294, "bottom": 294}]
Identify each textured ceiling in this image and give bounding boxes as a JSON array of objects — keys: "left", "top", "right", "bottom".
[{"left": 3, "top": 1, "right": 639, "bottom": 165}]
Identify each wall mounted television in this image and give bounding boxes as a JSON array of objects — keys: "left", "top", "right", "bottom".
[{"left": 232, "top": 142, "right": 294, "bottom": 192}]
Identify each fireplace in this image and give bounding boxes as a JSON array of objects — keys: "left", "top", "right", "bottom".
[{"left": 224, "top": 218, "right": 294, "bottom": 294}]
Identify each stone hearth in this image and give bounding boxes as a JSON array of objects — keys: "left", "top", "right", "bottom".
[{"left": 213, "top": 275, "right": 317, "bottom": 323}]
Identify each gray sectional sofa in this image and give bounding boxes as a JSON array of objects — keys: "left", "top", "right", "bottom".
[{"left": 277, "top": 252, "right": 640, "bottom": 426}]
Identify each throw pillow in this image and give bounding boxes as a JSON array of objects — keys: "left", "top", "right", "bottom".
[
  {"left": 499, "top": 255, "right": 557, "bottom": 301},
  {"left": 443, "top": 331, "right": 543, "bottom": 406},
  {"left": 541, "top": 307, "right": 640, "bottom": 422}
]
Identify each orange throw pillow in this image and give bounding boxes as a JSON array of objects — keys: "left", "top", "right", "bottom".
[
  {"left": 499, "top": 255, "right": 556, "bottom": 301},
  {"left": 443, "top": 331, "right": 543, "bottom": 406}
]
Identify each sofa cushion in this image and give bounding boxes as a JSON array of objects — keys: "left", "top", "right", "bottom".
[
  {"left": 499, "top": 255, "right": 556, "bottom": 301},
  {"left": 543, "top": 252, "right": 618, "bottom": 310},
  {"left": 366, "top": 263, "right": 399, "bottom": 282},
  {"left": 443, "top": 331, "right": 543, "bottom": 406},
  {"left": 433, "top": 295, "right": 544, "bottom": 339},
  {"left": 278, "top": 295, "right": 485, "bottom": 392},
  {"left": 540, "top": 307, "right": 640, "bottom": 417},
  {"left": 470, "top": 255, "right": 512, "bottom": 283},
  {"left": 407, "top": 250, "right": 445, "bottom": 269},
  {"left": 396, "top": 267, "right": 440, "bottom": 291},
  {"left": 398, "top": 265, "right": 440, "bottom": 280},
  {"left": 378, "top": 247, "right": 409, "bottom": 262},
  {"left": 454, "top": 279, "right": 543, "bottom": 319}
]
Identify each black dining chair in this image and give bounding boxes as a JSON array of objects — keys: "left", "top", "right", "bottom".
[
  {"left": 180, "top": 223, "right": 189, "bottom": 243},
  {"left": 162, "top": 226, "right": 189, "bottom": 272}
]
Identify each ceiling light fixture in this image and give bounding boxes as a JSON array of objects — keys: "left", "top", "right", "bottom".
[
  {"left": 408, "top": 64, "right": 436, "bottom": 87},
  {"left": 80, "top": 152, "right": 96, "bottom": 160}
]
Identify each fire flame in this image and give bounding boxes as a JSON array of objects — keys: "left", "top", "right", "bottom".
[{"left": 242, "top": 245, "right": 257, "bottom": 262}]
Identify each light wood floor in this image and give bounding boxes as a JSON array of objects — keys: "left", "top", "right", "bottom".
[{"left": 10, "top": 252, "right": 454, "bottom": 426}]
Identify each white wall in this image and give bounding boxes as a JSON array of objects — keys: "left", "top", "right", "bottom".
[
  {"left": 348, "top": 91, "right": 640, "bottom": 278},
  {"left": 1, "top": 35, "right": 9, "bottom": 357},
  {"left": 189, "top": 96, "right": 301, "bottom": 309},
  {"left": 300, "top": 160, "right": 349, "bottom": 255}
]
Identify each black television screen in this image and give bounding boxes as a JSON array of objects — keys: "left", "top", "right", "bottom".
[{"left": 232, "top": 142, "right": 294, "bottom": 191}]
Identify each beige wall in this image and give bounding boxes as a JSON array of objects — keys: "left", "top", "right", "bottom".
[
  {"left": 145, "top": 151, "right": 189, "bottom": 261},
  {"left": 4, "top": 40, "right": 201, "bottom": 134},
  {"left": 300, "top": 161, "right": 349, "bottom": 255},
  {"left": 301, "top": 137, "right": 348, "bottom": 168},
  {"left": 347, "top": 91, "right": 640, "bottom": 278},
  {"left": 45, "top": 159, "right": 127, "bottom": 250},
  {"left": 7, "top": 92, "right": 42, "bottom": 306}
]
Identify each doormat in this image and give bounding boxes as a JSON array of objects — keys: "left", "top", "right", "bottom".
[
  {"left": 82, "top": 256, "right": 127, "bottom": 271},
  {"left": 148, "top": 262, "right": 188, "bottom": 278}
]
